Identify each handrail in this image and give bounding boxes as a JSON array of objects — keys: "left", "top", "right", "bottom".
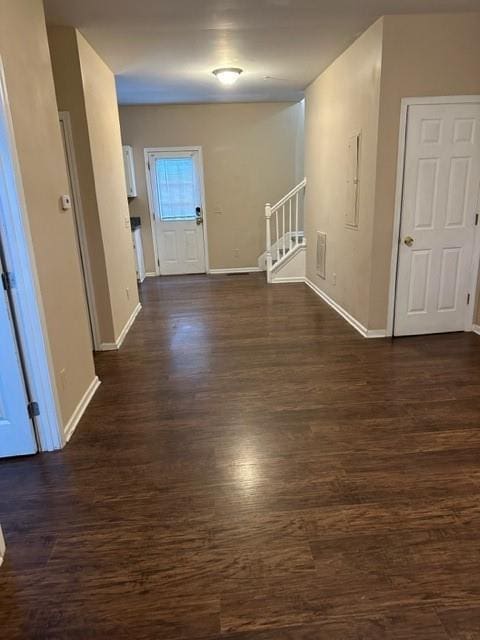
[
  {"left": 271, "top": 178, "right": 307, "bottom": 213},
  {"left": 264, "top": 178, "right": 306, "bottom": 284}
]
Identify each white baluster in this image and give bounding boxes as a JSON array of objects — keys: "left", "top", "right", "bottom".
[
  {"left": 289, "top": 198, "right": 293, "bottom": 251},
  {"left": 282, "top": 205, "right": 286, "bottom": 257},
  {"left": 265, "top": 203, "right": 272, "bottom": 283},
  {"left": 275, "top": 211, "right": 280, "bottom": 262},
  {"left": 295, "top": 192, "right": 299, "bottom": 245}
]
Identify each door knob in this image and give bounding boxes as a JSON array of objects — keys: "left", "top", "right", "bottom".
[
  {"left": 196, "top": 206, "right": 203, "bottom": 226},
  {"left": 404, "top": 236, "right": 414, "bottom": 247}
]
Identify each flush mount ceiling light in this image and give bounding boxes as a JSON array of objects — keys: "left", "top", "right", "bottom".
[{"left": 212, "top": 67, "right": 243, "bottom": 86}]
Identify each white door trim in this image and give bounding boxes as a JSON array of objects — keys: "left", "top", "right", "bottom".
[
  {"left": 0, "top": 57, "right": 63, "bottom": 451},
  {"left": 0, "top": 524, "right": 5, "bottom": 566},
  {"left": 144, "top": 146, "right": 210, "bottom": 275},
  {"left": 387, "top": 95, "right": 480, "bottom": 337},
  {"left": 59, "top": 111, "right": 101, "bottom": 351}
]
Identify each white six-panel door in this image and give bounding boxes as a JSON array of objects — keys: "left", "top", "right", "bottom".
[
  {"left": 148, "top": 149, "right": 206, "bottom": 275},
  {"left": 394, "top": 103, "right": 480, "bottom": 336},
  {"left": 0, "top": 259, "right": 37, "bottom": 457}
]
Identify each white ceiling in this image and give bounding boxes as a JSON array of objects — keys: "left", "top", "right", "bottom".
[{"left": 44, "top": 0, "right": 480, "bottom": 105}]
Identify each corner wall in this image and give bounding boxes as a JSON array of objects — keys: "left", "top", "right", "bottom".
[
  {"left": 47, "top": 26, "right": 114, "bottom": 343},
  {"left": 0, "top": 0, "right": 96, "bottom": 428},
  {"left": 48, "top": 27, "right": 139, "bottom": 345},
  {"left": 119, "top": 102, "right": 304, "bottom": 272},
  {"left": 304, "top": 19, "right": 383, "bottom": 329},
  {"left": 76, "top": 32, "right": 139, "bottom": 340}
]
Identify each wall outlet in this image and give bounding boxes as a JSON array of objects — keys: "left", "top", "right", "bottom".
[{"left": 332, "top": 272, "right": 337, "bottom": 285}]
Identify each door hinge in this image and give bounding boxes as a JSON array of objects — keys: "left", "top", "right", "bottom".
[
  {"left": 475, "top": 213, "right": 479, "bottom": 226},
  {"left": 27, "top": 401, "right": 40, "bottom": 419},
  {"left": 1, "top": 271, "right": 12, "bottom": 291},
  {"left": 467, "top": 293, "right": 471, "bottom": 305},
  {"left": 148, "top": 160, "right": 151, "bottom": 171}
]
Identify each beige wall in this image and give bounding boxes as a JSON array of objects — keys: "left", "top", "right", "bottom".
[
  {"left": 370, "top": 13, "right": 480, "bottom": 329},
  {"left": 304, "top": 19, "right": 383, "bottom": 328},
  {"left": 0, "top": 0, "right": 96, "bottom": 427},
  {"left": 120, "top": 102, "right": 304, "bottom": 272},
  {"left": 48, "top": 28, "right": 139, "bottom": 343},
  {"left": 77, "top": 32, "right": 139, "bottom": 339},
  {"left": 47, "top": 27, "right": 114, "bottom": 342}
]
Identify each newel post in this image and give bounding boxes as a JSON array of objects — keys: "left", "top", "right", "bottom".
[{"left": 265, "top": 203, "right": 273, "bottom": 283}]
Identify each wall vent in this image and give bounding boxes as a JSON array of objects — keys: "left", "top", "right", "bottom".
[{"left": 316, "top": 231, "right": 326, "bottom": 279}]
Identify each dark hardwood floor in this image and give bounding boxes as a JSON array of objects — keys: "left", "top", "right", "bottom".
[{"left": 2, "top": 273, "right": 480, "bottom": 638}]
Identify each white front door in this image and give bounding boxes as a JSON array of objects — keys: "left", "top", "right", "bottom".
[
  {"left": 148, "top": 149, "right": 206, "bottom": 275},
  {"left": 394, "top": 102, "right": 480, "bottom": 336},
  {"left": 0, "top": 254, "right": 37, "bottom": 457}
]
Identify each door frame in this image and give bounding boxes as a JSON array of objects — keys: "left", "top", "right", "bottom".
[
  {"left": 59, "top": 111, "right": 100, "bottom": 351},
  {"left": 0, "top": 57, "right": 63, "bottom": 451},
  {"left": 387, "top": 95, "right": 480, "bottom": 337},
  {"left": 144, "top": 146, "right": 210, "bottom": 276}
]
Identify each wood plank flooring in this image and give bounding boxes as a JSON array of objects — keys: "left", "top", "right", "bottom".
[{"left": 2, "top": 273, "right": 480, "bottom": 638}]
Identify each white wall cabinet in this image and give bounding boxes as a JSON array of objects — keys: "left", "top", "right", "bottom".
[
  {"left": 123, "top": 145, "right": 137, "bottom": 197},
  {"left": 132, "top": 227, "right": 145, "bottom": 283}
]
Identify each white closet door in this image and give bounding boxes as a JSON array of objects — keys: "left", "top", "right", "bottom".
[
  {"left": 395, "top": 102, "right": 480, "bottom": 336},
  {"left": 0, "top": 263, "right": 37, "bottom": 457}
]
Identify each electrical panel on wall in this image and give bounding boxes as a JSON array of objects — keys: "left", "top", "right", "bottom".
[
  {"left": 346, "top": 131, "right": 361, "bottom": 228},
  {"left": 316, "top": 231, "right": 327, "bottom": 279}
]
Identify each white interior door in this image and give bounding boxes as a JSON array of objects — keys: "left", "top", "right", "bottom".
[
  {"left": 394, "top": 102, "right": 480, "bottom": 336},
  {"left": 148, "top": 150, "right": 206, "bottom": 275},
  {"left": 0, "top": 256, "right": 37, "bottom": 457}
]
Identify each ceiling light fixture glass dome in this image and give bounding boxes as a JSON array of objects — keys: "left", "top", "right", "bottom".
[{"left": 212, "top": 67, "right": 243, "bottom": 86}]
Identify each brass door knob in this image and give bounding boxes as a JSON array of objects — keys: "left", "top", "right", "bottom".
[{"left": 404, "top": 236, "right": 414, "bottom": 247}]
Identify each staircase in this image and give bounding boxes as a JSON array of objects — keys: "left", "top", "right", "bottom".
[{"left": 261, "top": 178, "right": 307, "bottom": 283}]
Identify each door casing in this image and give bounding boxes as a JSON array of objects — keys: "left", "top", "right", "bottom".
[
  {"left": 144, "top": 146, "right": 210, "bottom": 276},
  {"left": 59, "top": 111, "right": 100, "bottom": 351},
  {"left": 0, "top": 56, "right": 63, "bottom": 451},
  {"left": 387, "top": 95, "right": 480, "bottom": 337}
]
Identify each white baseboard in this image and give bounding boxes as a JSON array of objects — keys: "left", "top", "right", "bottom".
[
  {"left": 472, "top": 324, "right": 480, "bottom": 335},
  {"left": 209, "top": 267, "right": 262, "bottom": 275},
  {"left": 99, "top": 302, "right": 142, "bottom": 351},
  {"left": 145, "top": 272, "right": 157, "bottom": 278},
  {"left": 271, "top": 276, "right": 305, "bottom": 283},
  {"left": 0, "top": 526, "right": 5, "bottom": 567},
  {"left": 64, "top": 376, "right": 101, "bottom": 443},
  {"left": 365, "top": 329, "right": 388, "bottom": 338},
  {"left": 304, "top": 278, "right": 387, "bottom": 339},
  {"left": 100, "top": 342, "right": 118, "bottom": 351}
]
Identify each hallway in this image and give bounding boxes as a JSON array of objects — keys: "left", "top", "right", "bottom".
[{"left": 2, "top": 273, "right": 480, "bottom": 638}]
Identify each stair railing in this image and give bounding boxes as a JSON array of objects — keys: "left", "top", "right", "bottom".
[{"left": 265, "top": 178, "right": 306, "bottom": 282}]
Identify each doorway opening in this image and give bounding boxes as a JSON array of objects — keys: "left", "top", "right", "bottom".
[
  {"left": 388, "top": 96, "right": 480, "bottom": 337},
  {"left": 145, "top": 147, "right": 209, "bottom": 275}
]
